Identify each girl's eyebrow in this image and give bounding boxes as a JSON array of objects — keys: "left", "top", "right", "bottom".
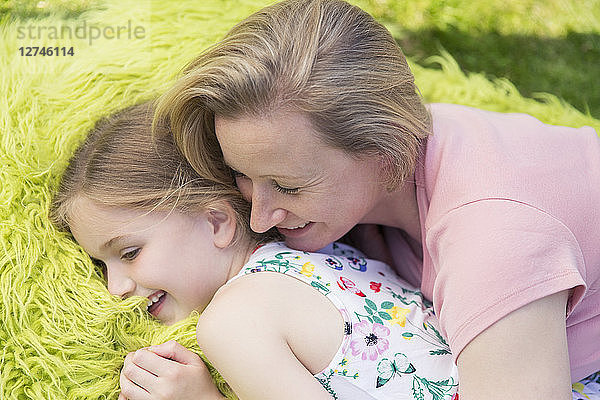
[{"left": 102, "top": 235, "right": 129, "bottom": 250}]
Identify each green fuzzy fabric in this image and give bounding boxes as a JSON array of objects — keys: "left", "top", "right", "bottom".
[{"left": 1, "top": 0, "right": 598, "bottom": 399}]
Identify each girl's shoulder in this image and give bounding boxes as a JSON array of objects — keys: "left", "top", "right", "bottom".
[
  {"left": 200, "top": 266, "right": 340, "bottom": 335},
  {"left": 196, "top": 272, "right": 305, "bottom": 359},
  {"left": 198, "top": 268, "right": 344, "bottom": 375}
]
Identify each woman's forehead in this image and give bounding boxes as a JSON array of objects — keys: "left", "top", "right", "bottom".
[
  {"left": 214, "top": 112, "right": 335, "bottom": 175},
  {"left": 215, "top": 111, "right": 317, "bottom": 145}
]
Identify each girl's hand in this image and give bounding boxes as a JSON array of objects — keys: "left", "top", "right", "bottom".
[{"left": 118, "top": 340, "right": 225, "bottom": 400}]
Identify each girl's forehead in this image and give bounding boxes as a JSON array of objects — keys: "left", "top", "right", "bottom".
[
  {"left": 67, "top": 197, "right": 176, "bottom": 255},
  {"left": 68, "top": 196, "right": 196, "bottom": 236},
  {"left": 68, "top": 196, "right": 129, "bottom": 222},
  {"left": 67, "top": 196, "right": 150, "bottom": 239}
]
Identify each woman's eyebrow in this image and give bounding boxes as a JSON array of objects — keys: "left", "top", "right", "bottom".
[{"left": 225, "top": 159, "right": 311, "bottom": 181}]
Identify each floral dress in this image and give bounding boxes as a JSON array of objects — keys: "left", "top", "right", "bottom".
[
  {"left": 228, "top": 242, "right": 459, "bottom": 400},
  {"left": 573, "top": 372, "right": 600, "bottom": 400}
]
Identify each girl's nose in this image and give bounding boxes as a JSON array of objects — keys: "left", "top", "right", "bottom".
[
  {"left": 106, "top": 265, "right": 136, "bottom": 298},
  {"left": 249, "top": 188, "right": 287, "bottom": 233}
]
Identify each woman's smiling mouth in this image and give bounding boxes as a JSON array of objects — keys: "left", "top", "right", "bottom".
[{"left": 276, "top": 222, "right": 314, "bottom": 237}]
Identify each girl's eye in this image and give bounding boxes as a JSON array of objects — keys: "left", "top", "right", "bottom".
[
  {"left": 120, "top": 248, "right": 141, "bottom": 261},
  {"left": 272, "top": 181, "right": 300, "bottom": 195},
  {"left": 91, "top": 257, "right": 105, "bottom": 268},
  {"left": 90, "top": 258, "right": 107, "bottom": 280}
]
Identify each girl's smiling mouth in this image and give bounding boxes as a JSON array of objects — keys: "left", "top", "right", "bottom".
[{"left": 147, "top": 290, "right": 166, "bottom": 316}]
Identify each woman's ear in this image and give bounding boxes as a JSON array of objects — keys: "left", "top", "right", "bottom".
[{"left": 205, "top": 203, "right": 237, "bottom": 249}]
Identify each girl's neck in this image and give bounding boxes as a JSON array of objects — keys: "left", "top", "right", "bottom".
[{"left": 225, "top": 236, "right": 266, "bottom": 282}]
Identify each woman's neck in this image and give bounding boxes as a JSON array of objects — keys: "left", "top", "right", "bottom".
[{"left": 362, "top": 175, "right": 422, "bottom": 245}]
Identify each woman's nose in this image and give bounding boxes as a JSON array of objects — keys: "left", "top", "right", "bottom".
[
  {"left": 106, "top": 265, "right": 136, "bottom": 298},
  {"left": 249, "top": 188, "right": 287, "bottom": 233}
]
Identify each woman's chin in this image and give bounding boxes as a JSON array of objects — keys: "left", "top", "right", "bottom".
[{"left": 284, "top": 232, "right": 332, "bottom": 252}]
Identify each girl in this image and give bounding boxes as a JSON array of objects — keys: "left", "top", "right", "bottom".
[
  {"left": 153, "top": 0, "right": 600, "bottom": 399},
  {"left": 50, "top": 102, "right": 459, "bottom": 400}
]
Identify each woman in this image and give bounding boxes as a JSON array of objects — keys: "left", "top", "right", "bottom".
[{"left": 154, "top": 0, "right": 600, "bottom": 398}]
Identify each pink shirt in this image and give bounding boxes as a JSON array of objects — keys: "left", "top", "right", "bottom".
[{"left": 384, "top": 103, "right": 600, "bottom": 381}]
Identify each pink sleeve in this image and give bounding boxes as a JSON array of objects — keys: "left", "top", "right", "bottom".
[{"left": 426, "top": 199, "right": 586, "bottom": 362}]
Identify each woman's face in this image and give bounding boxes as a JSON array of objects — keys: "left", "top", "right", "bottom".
[{"left": 215, "top": 110, "right": 388, "bottom": 252}]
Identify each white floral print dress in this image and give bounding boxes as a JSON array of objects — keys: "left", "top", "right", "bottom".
[{"left": 226, "top": 241, "right": 459, "bottom": 400}]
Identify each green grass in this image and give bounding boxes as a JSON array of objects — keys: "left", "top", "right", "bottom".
[
  {"left": 4, "top": 0, "right": 599, "bottom": 116},
  {"left": 0, "top": 0, "right": 100, "bottom": 20},
  {"left": 1, "top": 1, "right": 598, "bottom": 399},
  {"left": 356, "top": 0, "right": 600, "bottom": 118}
]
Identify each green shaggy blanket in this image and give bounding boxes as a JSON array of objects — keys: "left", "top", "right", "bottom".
[{"left": 1, "top": 0, "right": 598, "bottom": 399}]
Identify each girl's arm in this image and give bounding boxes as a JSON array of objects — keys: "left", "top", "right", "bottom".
[
  {"left": 196, "top": 274, "right": 338, "bottom": 400},
  {"left": 456, "top": 290, "right": 572, "bottom": 400}
]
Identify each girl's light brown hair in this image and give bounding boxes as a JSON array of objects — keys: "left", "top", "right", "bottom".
[
  {"left": 50, "top": 102, "right": 263, "bottom": 245},
  {"left": 154, "top": 0, "right": 431, "bottom": 190}
]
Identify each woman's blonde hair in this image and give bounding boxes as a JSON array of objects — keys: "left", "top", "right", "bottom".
[
  {"left": 154, "top": 0, "right": 431, "bottom": 190},
  {"left": 50, "top": 102, "right": 264, "bottom": 245}
]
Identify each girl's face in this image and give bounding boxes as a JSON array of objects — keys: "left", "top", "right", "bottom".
[
  {"left": 215, "top": 110, "right": 388, "bottom": 252},
  {"left": 68, "top": 196, "right": 237, "bottom": 325}
]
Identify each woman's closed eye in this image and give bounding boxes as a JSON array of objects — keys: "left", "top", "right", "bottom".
[
  {"left": 272, "top": 180, "right": 300, "bottom": 195},
  {"left": 120, "top": 248, "right": 141, "bottom": 261},
  {"left": 230, "top": 167, "right": 300, "bottom": 194}
]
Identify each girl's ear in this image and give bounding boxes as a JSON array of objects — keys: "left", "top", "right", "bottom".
[{"left": 205, "top": 203, "right": 237, "bottom": 249}]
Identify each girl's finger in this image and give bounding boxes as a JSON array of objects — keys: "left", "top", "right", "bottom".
[
  {"left": 119, "top": 369, "right": 151, "bottom": 400},
  {"left": 122, "top": 355, "right": 159, "bottom": 393},
  {"left": 128, "top": 348, "right": 177, "bottom": 377},
  {"left": 130, "top": 345, "right": 201, "bottom": 377},
  {"left": 147, "top": 340, "right": 201, "bottom": 365}
]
